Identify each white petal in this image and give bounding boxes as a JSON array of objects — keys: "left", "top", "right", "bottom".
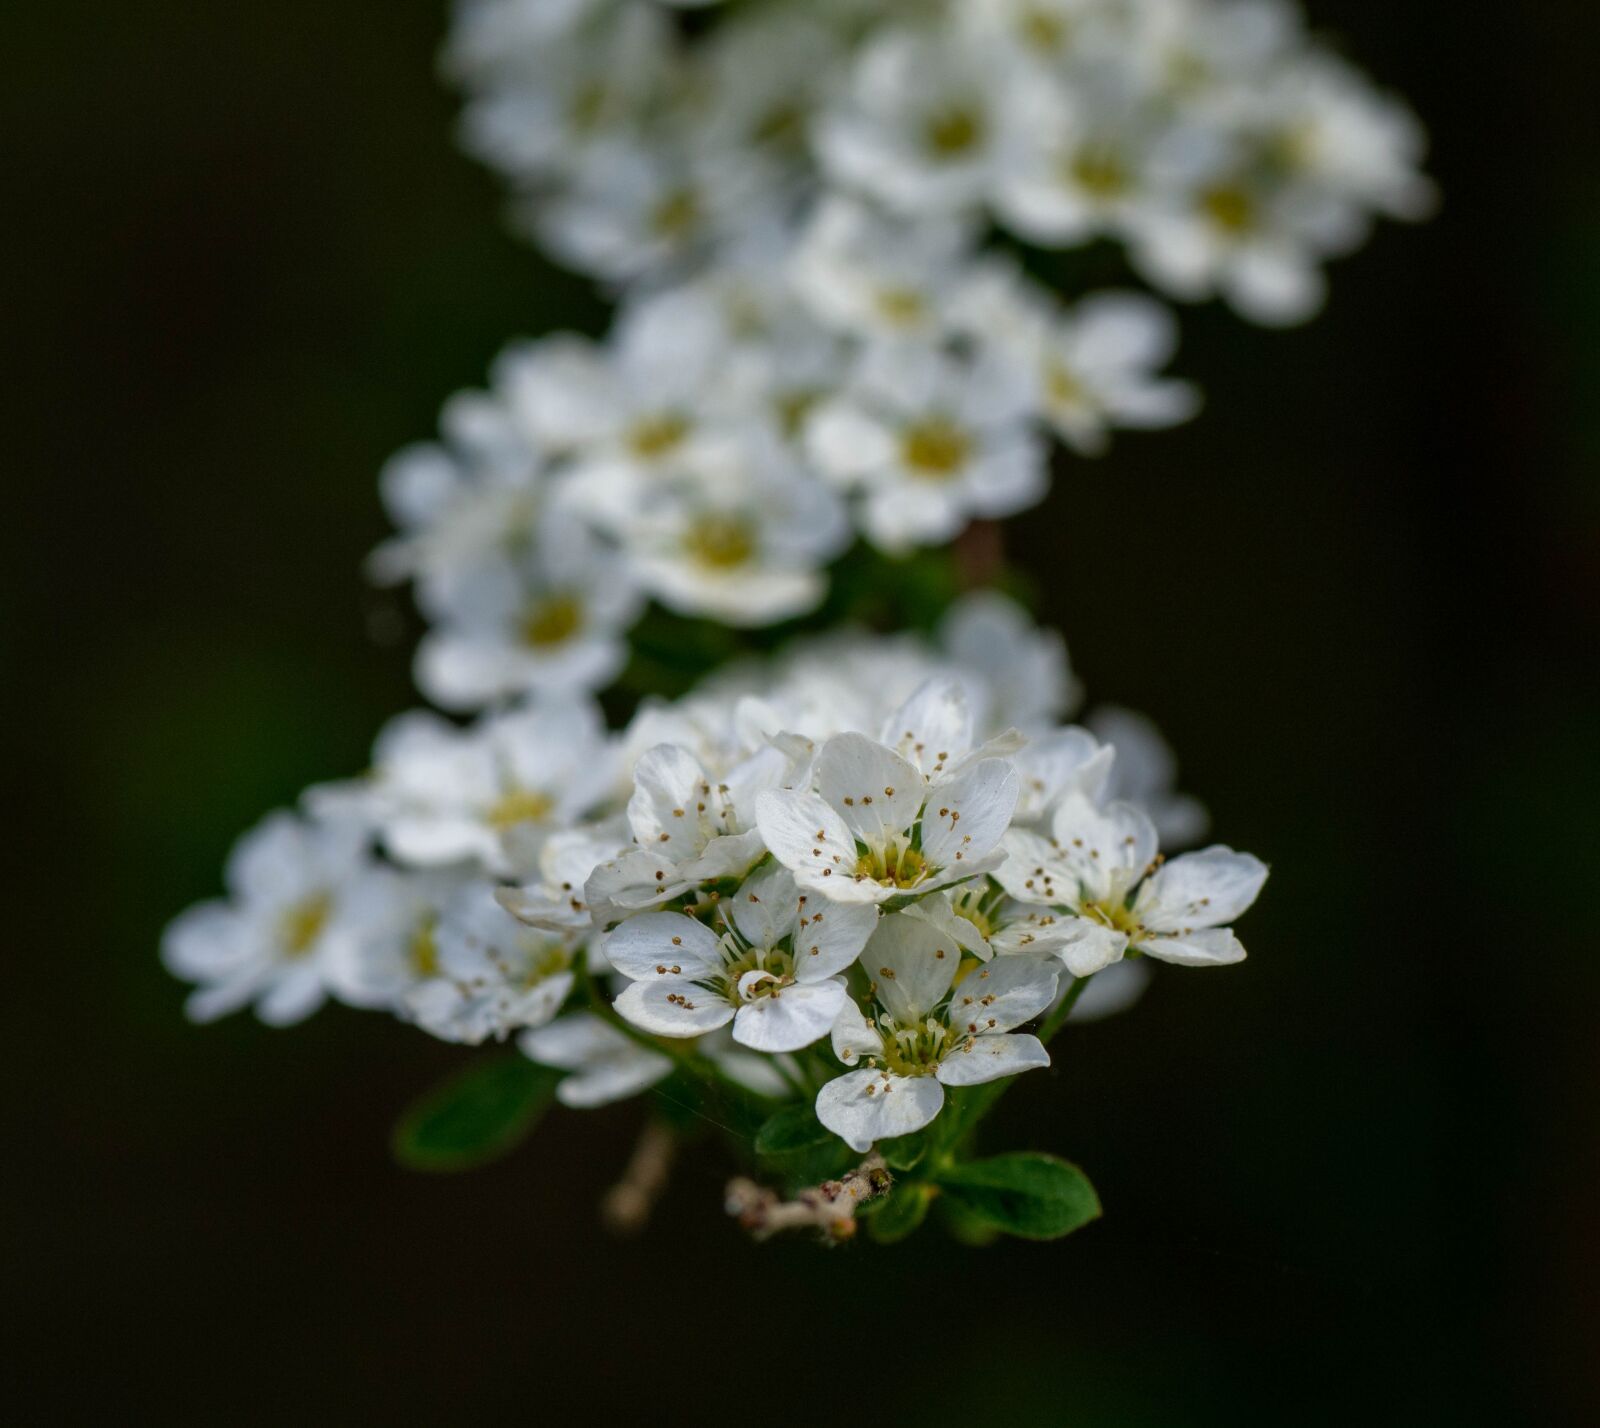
[
  {"left": 733, "top": 979, "right": 847, "bottom": 1053},
  {"left": 935, "top": 1032, "right": 1050, "bottom": 1087},
  {"left": 830, "top": 996, "right": 885, "bottom": 1066},
  {"left": 920, "top": 757, "right": 1019, "bottom": 870},
  {"left": 793, "top": 897, "right": 880, "bottom": 982},
  {"left": 1137, "top": 927, "right": 1247, "bottom": 967},
  {"left": 803, "top": 401, "right": 897, "bottom": 483},
  {"left": 1135, "top": 847, "right": 1268, "bottom": 931},
  {"left": 864, "top": 912, "right": 959, "bottom": 1025},
  {"left": 1052, "top": 920, "right": 1129, "bottom": 977},
  {"left": 603, "top": 911, "right": 723, "bottom": 981},
  {"left": 815, "top": 1069, "right": 944, "bottom": 1154},
  {"left": 627, "top": 744, "right": 713, "bottom": 860},
  {"left": 945, "top": 955, "right": 1059, "bottom": 1034},
  {"left": 754, "top": 788, "right": 874, "bottom": 901},
  {"left": 880, "top": 676, "right": 973, "bottom": 778},
  {"left": 992, "top": 827, "right": 1076, "bottom": 907},
  {"left": 816, "top": 733, "right": 923, "bottom": 847},
  {"left": 729, "top": 862, "right": 800, "bottom": 950},
  {"left": 1048, "top": 794, "right": 1159, "bottom": 904},
  {"left": 614, "top": 978, "right": 736, "bottom": 1037}
]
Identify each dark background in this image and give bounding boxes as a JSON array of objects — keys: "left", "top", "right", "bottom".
[{"left": 6, "top": 2, "right": 1597, "bottom": 1423}]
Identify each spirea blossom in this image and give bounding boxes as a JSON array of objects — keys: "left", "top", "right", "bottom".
[
  {"left": 163, "top": 0, "right": 1426, "bottom": 1241},
  {"left": 168, "top": 601, "right": 1262, "bottom": 1151}
]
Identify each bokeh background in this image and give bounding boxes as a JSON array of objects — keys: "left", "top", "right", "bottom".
[{"left": 7, "top": 2, "right": 1597, "bottom": 1422}]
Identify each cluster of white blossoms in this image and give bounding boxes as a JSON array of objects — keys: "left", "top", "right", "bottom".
[
  {"left": 451, "top": 0, "right": 1429, "bottom": 321},
  {"left": 375, "top": 0, "right": 1428, "bottom": 712},
  {"left": 164, "top": 594, "right": 1265, "bottom": 1148},
  {"left": 163, "top": 0, "right": 1425, "bottom": 1233}
]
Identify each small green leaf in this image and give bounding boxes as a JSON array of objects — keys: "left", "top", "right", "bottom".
[
  {"left": 863, "top": 1181, "right": 932, "bottom": 1243},
  {"left": 393, "top": 1055, "right": 559, "bottom": 1172},
  {"left": 933, "top": 1153, "right": 1101, "bottom": 1240},
  {"left": 754, "top": 1103, "right": 854, "bottom": 1187},
  {"left": 937, "top": 1192, "right": 1003, "bottom": 1248},
  {"left": 878, "top": 1126, "right": 934, "bottom": 1172}
]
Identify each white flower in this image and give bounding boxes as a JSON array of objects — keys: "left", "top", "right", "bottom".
[
  {"left": 605, "top": 863, "right": 878, "bottom": 1051},
  {"left": 991, "top": 76, "right": 1175, "bottom": 249},
  {"left": 414, "top": 515, "right": 642, "bottom": 709},
  {"left": 368, "top": 384, "right": 544, "bottom": 600},
  {"left": 587, "top": 739, "right": 787, "bottom": 918},
  {"left": 453, "top": 4, "right": 673, "bottom": 185},
  {"left": 161, "top": 812, "right": 375, "bottom": 1026},
  {"left": 367, "top": 698, "right": 616, "bottom": 878},
  {"left": 938, "top": 590, "right": 1079, "bottom": 734},
  {"left": 1087, "top": 704, "right": 1209, "bottom": 846},
  {"left": 528, "top": 136, "right": 768, "bottom": 285},
  {"left": 816, "top": 27, "right": 1019, "bottom": 217},
  {"left": 755, "top": 712, "right": 1020, "bottom": 907},
  {"left": 790, "top": 196, "right": 979, "bottom": 343},
  {"left": 996, "top": 792, "right": 1266, "bottom": 973},
  {"left": 520, "top": 1013, "right": 674, "bottom": 1108},
  {"left": 324, "top": 866, "right": 473, "bottom": 1011},
  {"left": 543, "top": 290, "right": 735, "bottom": 510},
  {"left": 815, "top": 912, "right": 1060, "bottom": 1152},
  {"left": 607, "top": 431, "right": 850, "bottom": 627},
  {"left": 806, "top": 343, "right": 1043, "bottom": 553},
  {"left": 496, "top": 819, "right": 632, "bottom": 934},
  {"left": 1024, "top": 292, "right": 1199, "bottom": 455},
  {"left": 1126, "top": 134, "right": 1338, "bottom": 325},
  {"left": 404, "top": 884, "right": 577, "bottom": 1044}
]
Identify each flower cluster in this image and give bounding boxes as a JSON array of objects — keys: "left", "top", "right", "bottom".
[
  {"left": 162, "top": 0, "right": 1423, "bottom": 1240},
  {"left": 165, "top": 595, "right": 1264, "bottom": 1151},
  {"left": 450, "top": 0, "right": 1430, "bottom": 318},
  {"left": 374, "top": 0, "right": 1427, "bottom": 711}
]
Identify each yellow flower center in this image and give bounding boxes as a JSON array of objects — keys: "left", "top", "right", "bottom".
[
  {"left": 1067, "top": 148, "right": 1129, "bottom": 199},
  {"left": 1044, "top": 360, "right": 1086, "bottom": 412},
  {"left": 486, "top": 788, "right": 555, "bottom": 830},
  {"left": 683, "top": 515, "right": 757, "bottom": 571},
  {"left": 408, "top": 917, "right": 440, "bottom": 978},
  {"left": 1083, "top": 898, "right": 1145, "bottom": 939},
  {"left": 519, "top": 594, "right": 583, "bottom": 649},
  {"left": 650, "top": 188, "right": 701, "bottom": 239},
  {"left": 626, "top": 411, "right": 690, "bottom": 460},
  {"left": 1201, "top": 185, "right": 1256, "bottom": 235},
  {"left": 775, "top": 388, "right": 821, "bottom": 438},
  {"left": 901, "top": 418, "right": 971, "bottom": 479},
  {"left": 875, "top": 1014, "right": 956, "bottom": 1078},
  {"left": 1021, "top": 9, "right": 1066, "bottom": 50},
  {"left": 279, "top": 892, "right": 331, "bottom": 959},
  {"left": 856, "top": 843, "right": 930, "bottom": 890},
  {"left": 874, "top": 286, "right": 927, "bottom": 328},
  {"left": 925, "top": 106, "right": 984, "bottom": 157}
]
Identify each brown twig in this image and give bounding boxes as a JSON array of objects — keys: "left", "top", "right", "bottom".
[
  {"left": 953, "top": 518, "right": 1005, "bottom": 590},
  {"left": 601, "top": 1121, "right": 677, "bottom": 1235},
  {"left": 724, "top": 1155, "right": 892, "bottom": 1242}
]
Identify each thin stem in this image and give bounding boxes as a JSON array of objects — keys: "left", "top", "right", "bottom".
[{"left": 1037, "top": 974, "right": 1089, "bottom": 1044}]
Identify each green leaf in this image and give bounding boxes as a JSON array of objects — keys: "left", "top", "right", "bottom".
[
  {"left": 863, "top": 1181, "right": 932, "bottom": 1243},
  {"left": 754, "top": 1103, "right": 854, "bottom": 1188},
  {"left": 392, "top": 1054, "right": 560, "bottom": 1172},
  {"left": 878, "top": 1125, "right": 934, "bottom": 1172},
  {"left": 933, "top": 1153, "right": 1101, "bottom": 1240},
  {"left": 937, "top": 1192, "right": 1003, "bottom": 1248}
]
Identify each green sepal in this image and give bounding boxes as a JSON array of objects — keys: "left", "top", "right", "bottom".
[
  {"left": 932, "top": 1152, "right": 1101, "bottom": 1240},
  {"left": 392, "top": 1054, "right": 560, "bottom": 1173}
]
